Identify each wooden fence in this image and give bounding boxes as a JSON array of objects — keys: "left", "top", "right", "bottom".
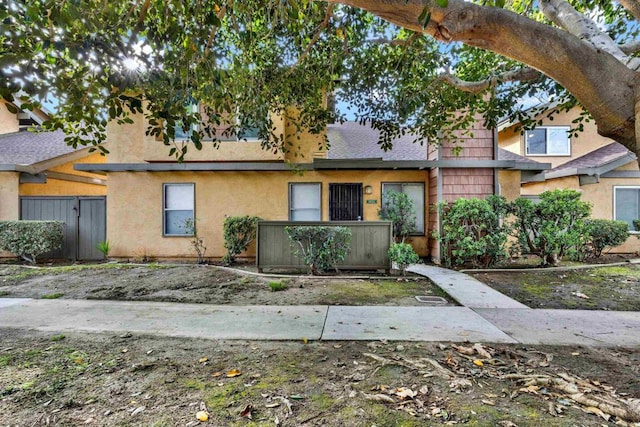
[{"left": 256, "top": 221, "right": 393, "bottom": 272}]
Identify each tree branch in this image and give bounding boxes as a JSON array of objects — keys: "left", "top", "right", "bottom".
[
  {"left": 292, "top": 4, "right": 335, "bottom": 69},
  {"left": 438, "top": 67, "right": 542, "bottom": 93},
  {"left": 618, "top": 0, "right": 640, "bottom": 23},
  {"left": 203, "top": 3, "right": 229, "bottom": 59},
  {"left": 621, "top": 40, "right": 640, "bottom": 54},
  {"left": 539, "top": 0, "right": 636, "bottom": 68},
  {"left": 327, "top": 0, "right": 637, "bottom": 147}
]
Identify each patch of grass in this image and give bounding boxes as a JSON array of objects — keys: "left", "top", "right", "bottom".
[
  {"left": 41, "top": 293, "right": 64, "bottom": 299},
  {"left": 269, "top": 280, "right": 288, "bottom": 292},
  {"left": 323, "top": 279, "right": 433, "bottom": 305},
  {"left": 50, "top": 334, "right": 66, "bottom": 342},
  {"left": 0, "top": 355, "right": 12, "bottom": 367},
  {"left": 0, "top": 290, "right": 9, "bottom": 296}
]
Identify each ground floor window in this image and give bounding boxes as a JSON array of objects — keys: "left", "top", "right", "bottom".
[
  {"left": 289, "top": 183, "right": 321, "bottom": 220},
  {"left": 163, "top": 183, "right": 195, "bottom": 236},
  {"left": 329, "top": 183, "right": 363, "bottom": 221},
  {"left": 381, "top": 182, "right": 425, "bottom": 234},
  {"left": 614, "top": 186, "right": 640, "bottom": 231}
]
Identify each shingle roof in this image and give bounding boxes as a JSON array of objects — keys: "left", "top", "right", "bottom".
[
  {"left": 548, "top": 142, "right": 632, "bottom": 174},
  {"left": 0, "top": 130, "right": 81, "bottom": 166},
  {"left": 326, "top": 122, "right": 428, "bottom": 160},
  {"left": 497, "top": 148, "right": 541, "bottom": 163}
]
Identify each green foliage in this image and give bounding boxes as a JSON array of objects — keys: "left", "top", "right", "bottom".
[
  {"left": 508, "top": 189, "right": 591, "bottom": 266},
  {"left": 633, "top": 219, "right": 640, "bottom": 233},
  {"left": 222, "top": 216, "right": 260, "bottom": 265},
  {"left": 436, "top": 196, "right": 509, "bottom": 268},
  {"left": 96, "top": 240, "right": 111, "bottom": 257},
  {"left": 1, "top": 0, "right": 609, "bottom": 163},
  {"left": 180, "top": 218, "right": 207, "bottom": 264},
  {"left": 0, "top": 221, "right": 64, "bottom": 264},
  {"left": 387, "top": 243, "right": 420, "bottom": 275},
  {"left": 583, "top": 219, "right": 629, "bottom": 258},
  {"left": 269, "top": 281, "right": 288, "bottom": 292},
  {"left": 285, "top": 226, "right": 352, "bottom": 275},
  {"left": 378, "top": 190, "right": 416, "bottom": 243},
  {"left": 41, "top": 293, "right": 64, "bottom": 299}
]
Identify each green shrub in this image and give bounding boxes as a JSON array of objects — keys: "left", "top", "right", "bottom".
[
  {"left": 584, "top": 219, "right": 629, "bottom": 258},
  {"left": 269, "top": 281, "right": 288, "bottom": 292},
  {"left": 508, "top": 189, "right": 591, "bottom": 266},
  {"left": 435, "top": 196, "right": 509, "bottom": 268},
  {"left": 0, "top": 221, "right": 64, "bottom": 264},
  {"left": 387, "top": 243, "right": 420, "bottom": 275},
  {"left": 378, "top": 190, "right": 416, "bottom": 243},
  {"left": 285, "top": 226, "right": 352, "bottom": 275},
  {"left": 633, "top": 219, "right": 640, "bottom": 233},
  {"left": 222, "top": 216, "right": 261, "bottom": 265}
]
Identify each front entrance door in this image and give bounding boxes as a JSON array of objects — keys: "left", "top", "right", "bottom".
[{"left": 329, "top": 183, "right": 363, "bottom": 221}]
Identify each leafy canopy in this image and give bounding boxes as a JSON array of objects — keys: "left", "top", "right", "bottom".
[{"left": 2, "top": 0, "right": 639, "bottom": 158}]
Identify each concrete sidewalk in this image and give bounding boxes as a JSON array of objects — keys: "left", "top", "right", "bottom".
[
  {"left": 2, "top": 297, "right": 640, "bottom": 346},
  {"left": 1, "top": 264, "right": 639, "bottom": 346}
]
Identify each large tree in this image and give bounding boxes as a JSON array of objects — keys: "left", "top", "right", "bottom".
[{"left": 1, "top": 0, "right": 639, "bottom": 160}]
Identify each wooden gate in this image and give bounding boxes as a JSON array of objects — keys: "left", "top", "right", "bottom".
[{"left": 20, "top": 196, "right": 106, "bottom": 260}]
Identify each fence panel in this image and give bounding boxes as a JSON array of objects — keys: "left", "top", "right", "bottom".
[{"left": 256, "top": 221, "right": 392, "bottom": 272}]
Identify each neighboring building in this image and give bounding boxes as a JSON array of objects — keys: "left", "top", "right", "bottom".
[
  {"left": 0, "top": 101, "right": 108, "bottom": 260},
  {"left": 76, "top": 108, "right": 545, "bottom": 262},
  {"left": 498, "top": 105, "right": 640, "bottom": 253}
]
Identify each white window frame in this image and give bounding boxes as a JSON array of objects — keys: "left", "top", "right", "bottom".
[
  {"left": 381, "top": 182, "right": 425, "bottom": 235},
  {"left": 524, "top": 126, "right": 571, "bottom": 156},
  {"left": 163, "top": 183, "right": 195, "bottom": 236},
  {"left": 613, "top": 186, "right": 640, "bottom": 234},
  {"left": 289, "top": 183, "right": 322, "bottom": 221}
]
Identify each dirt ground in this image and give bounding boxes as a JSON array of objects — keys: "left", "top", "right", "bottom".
[
  {"left": 1, "top": 329, "right": 639, "bottom": 426},
  {"left": 470, "top": 264, "right": 640, "bottom": 310},
  {"left": 0, "top": 263, "right": 454, "bottom": 306}
]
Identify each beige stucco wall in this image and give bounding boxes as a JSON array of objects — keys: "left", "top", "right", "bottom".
[
  {"left": 0, "top": 172, "right": 20, "bottom": 220},
  {"left": 106, "top": 110, "right": 290, "bottom": 163},
  {"left": 498, "top": 170, "right": 522, "bottom": 201},
  {"left": 499, "top": 107, "right": 614, "bottom": 168},
  {"left": 106, "top": 169, "right": 429, "bottom": 260},
  {"left": 0, "top": 101, "right": 19, "bottom": 135}
]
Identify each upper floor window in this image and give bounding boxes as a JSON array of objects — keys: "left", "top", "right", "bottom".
[
  {"left": 163, "top": 183, "right": 195, "bottom": 236},
  {"left": 525, "top": 126, "right": 570, "bottom": 156},
  {"left": 174, "top": 103, "right": 199, "bottom": 141},
  {"left": 614, "top": 186, "right": 640, "bottom": 232}
]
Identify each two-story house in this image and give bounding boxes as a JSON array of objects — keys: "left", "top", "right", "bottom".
[
  {"left": 74, "top": 107, "right": 546, "bottom": 263},
  {"left": 498, "top": 105, "right": 640, "bottom": 253},
  {"left": 0, "top": 100, "right": 108, "bottom": 260}
]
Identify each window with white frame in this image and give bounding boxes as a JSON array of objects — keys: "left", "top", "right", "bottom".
[
  {"left": 289, "top": 183, "right": 321, "bottom": 221},
  {"left": 524, "top": 126, "right": 570, "bottom": 156},
  {"left": 163, "top": 183, "right": 195, "bottom": 236},
  {"left": 381, "top": 183, "right": 425, "bottom": 234},
  {"left": 614, "top": 186, "right": 640, "bottom": 231}
]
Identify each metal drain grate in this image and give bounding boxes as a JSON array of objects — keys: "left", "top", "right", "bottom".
[{"left": 415, "top": 296, "right": 448, "bottom": 304}]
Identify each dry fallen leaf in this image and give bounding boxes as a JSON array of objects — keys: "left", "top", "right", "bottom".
[
  {"left": 227, "top": 369, "right": 242, "bottom": 378},
  {"left": 394, "top": 387, "right": 417, "bottom": 400},
  {"left": 452, "top": 345, "right": 475, "bottom": 356},
  {"left": 211, "top": 371, "right": 223, "bottom": 377},
  {"left": 473, "top": 343, "right": 492, "bottom": 359},
  {"left": 130, "top": 406, "right": 145, "bottom": 416},
  {"left": 265, "top": 402, "right": 280, "bottom": 408},
  {"left": 419, "top": 385, "right": 429, "bottom": 395},
  {"left": 583, "top": 406, "right": 611, "bottom": 421},
  {"left": 239, "top": 404, "right": 253, "bottom": 419},
  {"left": 473, "top": 359, "right": 484, "bottom": 367},
  {"left": 195, "top": 410, "right": 209, "bottom": 421},
  {"left": 198, "top": 357, "right": 208, "bottom": 363},
  {"left": 482, "top": 399, "right": 496, "bottom": 406}
]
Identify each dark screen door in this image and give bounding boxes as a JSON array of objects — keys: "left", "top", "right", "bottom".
[{"left": 329, "top": 183, "right": 363, "bottom": 221}]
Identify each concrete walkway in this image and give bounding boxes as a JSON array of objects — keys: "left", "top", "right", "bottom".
[{"left": 0, "top": 264, "right": 639, "bottom": 346}]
